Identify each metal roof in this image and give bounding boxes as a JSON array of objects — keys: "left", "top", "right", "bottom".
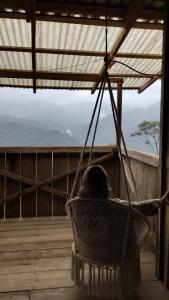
[{"left": 0, "top": 0, "right": 164, "bottom": 93}]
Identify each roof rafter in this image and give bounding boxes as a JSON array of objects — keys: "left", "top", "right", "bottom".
[
  {"left": 0, "top": 70, "right": 155, "bottom": 80},
  {"left": 0, "top": 46, "right": 162, "bottom": 60},
  {"left": 24, "top": 0, "right": 36, "bottom": 93},
  {"left": 0, "top": 12, "right": 163, "bottom": 30},
  {"left": 0, "top": 0, "right": 164, "bottom": 20},
  {"left": 138, "top": 72, "right": 161, "bottom": 93},
  {"left": 91, "top": 0, "right": 146, "bottom": 94},
  {"left": 0, "top": 84, "right": 139, "bottom": 91}
]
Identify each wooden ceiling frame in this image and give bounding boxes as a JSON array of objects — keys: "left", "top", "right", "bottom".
[
  {"left": 0, "top": 0, "right": 164, "bottom": 20},
  {"left": 0, "top": 11, "right": 163, "bottom": 31},
  {"left": 91, "top": 0, "right": 147, "bottom": 94}
]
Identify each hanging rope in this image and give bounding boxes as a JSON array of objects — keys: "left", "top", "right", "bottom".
[
  {"left": 88, "top": 77, "right": 106, "bottom": 165},
  {"left": 69, "top": 75, "right": 106, "bottom": 199}
]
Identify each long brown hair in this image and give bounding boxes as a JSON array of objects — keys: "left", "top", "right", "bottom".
[{"left": 78, "top": 165, "right": 112, "bottom": 199}]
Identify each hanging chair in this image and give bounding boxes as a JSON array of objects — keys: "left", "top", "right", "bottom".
[
  {"left": 66, "top": 3, "right": 151, "bottom": 298},
  {"left": 65, "top": 68, "right": 151, "bottom": 298},
  {"left": 66, "top": 197, "right": 150, "bottom": 299}
]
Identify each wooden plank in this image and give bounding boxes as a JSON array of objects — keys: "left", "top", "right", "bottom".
[
  {"left": 37, "top": 153, "right": 52, "bottom": 216},
  {"left": 0, "top": 291, "right": 29, "bottom": 300},
  {"left": 0, "top": 226, "right": 72, "bottom": 239},
  {"left": 30, "top": 287, "right": 83, "bottom": 300},
  {"left": 0, "top": 221, "right": 70, "bottom": 232},
  {"left": 121, "top": 149, "right": 159, "bottom": 167},
  {"left": 0, "top": 231, "right": 73, "bottom": 246},
  {"left": 135, "top": 281, "right": 169, "bottom": 300},
  {"left": 5, "top": 153, "right": 20, "bottom": 218},
  {"left": 0, "top": 216, "right": 69, "bottom": 225},
  {"left": 0, "top": 256, "right": 71, "bottom": 274},
  {"left": 21, "top": 153, "right": 36, "bottom": 217},
  {"left": 0, "top": 153, "right": 5, "bottom": 218},
  {"left": 0, "top": 269, "right": 73, "bottom": 292},
  {"left": 0, "top": 146, "right": 115, "bottom": 154},
  {"left": 0, "top": 247, "right": 71, "bottom": 261},
  {"left": 68, "top": 153, "right": 81, "bottom": 197},
  {"left": 0, "top": 239, "right": 72, "bottom": 252},
  {"left": 53, "top": 153, "right": 68, "bottom": 216}
]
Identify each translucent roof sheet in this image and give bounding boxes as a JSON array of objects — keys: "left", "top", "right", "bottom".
[{"left": 0, "top": 1, "right": 163, "bottom": 92}]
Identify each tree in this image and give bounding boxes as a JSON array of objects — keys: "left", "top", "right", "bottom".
[{"left": 131, "top": 121, "right": 160, "bottom": 155}]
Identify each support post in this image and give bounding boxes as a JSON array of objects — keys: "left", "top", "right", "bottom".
[
  {"left": 116, "top": 79, "right": 123, "bottom": 146},
  {"left": 158, "top": 0, "right": 169, "bottom": 287}
]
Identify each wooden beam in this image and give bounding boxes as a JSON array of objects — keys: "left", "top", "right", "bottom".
[
  {"left": 0, "top": 12, "right": 163, "bottom": 30},
  {"left": 0, "top": 46, "right": 162, "bottom": 60},
  {"left": 0, "top": 146, "right": 116, "bottom": 153},
  {"left": 31, "top": 0, "right": 36, "bottom": 93},
  {"left": 0, "top": 70, "right": 99, "bottom": 81},
  {"left": 38, "top": 15, "right": 163, "bottom": 30},
  {"left": 0, "top": 1, "right": 164, "bottom": 20},
  {"left": 0, "top": 84, "right": 139, "bottom": 90},
  {"left": 0, "top": 69, "right": 155, "bottom": 80},
  {"left": 158, "top": 0, "right": 169, "bottom": 287},
  {"left": 116, "top": 80, "right": 123, "bottom": 146},
  {"left": 116, "top": 53, "right": 162, "bottom": 60},
  {"left": 91, "top": 0, "right": 146, "bottom": 94},
  {"left": 24, "top": 0, "right": 31, "bottom": 22},
  {"left": 138, "top": 72, "right": 161, "bottom": 93}
]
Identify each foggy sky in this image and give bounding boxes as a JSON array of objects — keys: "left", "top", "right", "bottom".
[{"left": 0, "top": 80, "right": 161, "bottom": 119}]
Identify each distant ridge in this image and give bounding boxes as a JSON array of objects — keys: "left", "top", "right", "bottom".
[{"left": 0, "top": 101, "right": 160, "bottom": 153}]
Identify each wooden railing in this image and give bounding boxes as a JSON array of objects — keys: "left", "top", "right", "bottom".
[
  {"left": 0, "top": 147, "right": 160, "bottom": 219},
  {"left": 120, "top": 149, "right": 159, "bottom": 201},
  {"left": 120, "top": 149, "right": 159, "bottom": 250},
  {"left": 0, "top": 146, "right": 118, "bottom": 219}
]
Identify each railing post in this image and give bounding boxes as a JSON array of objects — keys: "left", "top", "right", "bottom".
[{"left": 116, "top": 79, "right": 123, "bottom": 146}]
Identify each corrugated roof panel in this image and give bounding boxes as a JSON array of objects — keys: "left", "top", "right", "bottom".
[
  {"left": 122, "top": 78, "right": 149, "bottom": 88},
  {"left": 0, "top": 19, "right": 31, "bottom": 47},
  {"left": 119, "top": 29, "right": 163, "bottom": 54},
  {"left": 109, "top": 58, "right": 162, "bottom": 75},
  {"left": 36, "top": 79, "right": 94, "bottom": 89},
  {"left": 0, "top": 51, "right": 32, "bottom": 70},
  {"left": 36, "top": 21, "right": 123, "bottom": 52},
  {"left": 36, "top": 54, "right": 103, "bottom": 73},
  {"left": 0, "top": 78, "right": 32, "bottom": 86}
]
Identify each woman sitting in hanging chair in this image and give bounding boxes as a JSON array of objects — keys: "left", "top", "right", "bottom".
[{"left": 66, "top": 165, "right": 169, "bottom": 299}]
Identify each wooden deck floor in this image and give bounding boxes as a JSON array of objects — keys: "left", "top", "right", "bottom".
[{"left": 0, "top": 216, "right": 169, "bottom": 300}]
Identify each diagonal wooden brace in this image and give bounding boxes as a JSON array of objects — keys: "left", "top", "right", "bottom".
[{"left": 0, "top": 151, "right": 115, "bottom": 205}]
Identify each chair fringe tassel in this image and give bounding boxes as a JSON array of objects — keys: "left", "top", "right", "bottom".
[{"left": 71, "top": 252, "right": 140, "bottom": 299}]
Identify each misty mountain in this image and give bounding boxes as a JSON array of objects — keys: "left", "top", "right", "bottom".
[
  {"left": 0, "top": 117, "right": 79, "bottom": 146},
  {"left": 0, "top": 101, "right": 160, "bottom": 153}
]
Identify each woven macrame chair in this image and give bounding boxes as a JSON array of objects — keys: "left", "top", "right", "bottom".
[{"left": 66, "top": 197, "right": 150, "bottom": 299}]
